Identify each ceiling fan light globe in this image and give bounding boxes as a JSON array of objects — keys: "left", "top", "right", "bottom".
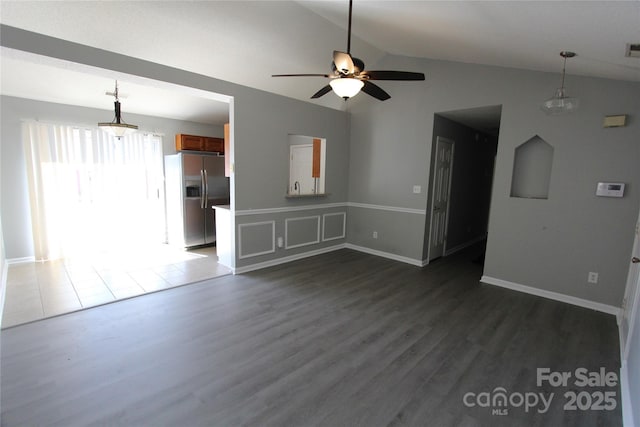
[{"left": 329, "top": 78, "right": 364, "bottom": 99}]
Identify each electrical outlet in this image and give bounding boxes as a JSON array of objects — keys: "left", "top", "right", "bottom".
[
  {"left": 588, "top": 272, "right": 599, "bottom": 284},
  {"left": 413, "top": 185, "right": 421, "bottom": 194},
  {"left": 373, "top": 231, "right": 378, "bottom": 239}
]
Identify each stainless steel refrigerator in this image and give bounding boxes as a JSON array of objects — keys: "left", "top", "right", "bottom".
[{"left": 164, "top": 152, "right": 230, "bottom": 248}]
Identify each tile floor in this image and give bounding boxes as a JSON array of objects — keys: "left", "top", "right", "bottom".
[{"left": 2, "top": 245, "right": 231, "bottom": 329}]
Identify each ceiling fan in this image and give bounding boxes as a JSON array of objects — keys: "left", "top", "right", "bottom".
[{"left": 272, "top": 0, "right": 425, "bottom": 101}]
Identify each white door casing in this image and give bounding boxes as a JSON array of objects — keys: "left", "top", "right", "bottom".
[
  {"left": 621, "top": 208, "right": 640, "bottom": 360},
  {"left": 429, "top": 137, "right": 455, "bottom": 261}
]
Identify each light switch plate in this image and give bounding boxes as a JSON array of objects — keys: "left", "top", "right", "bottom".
[{"left": 413, "top": 185, "right": 421, "bottom": 194}]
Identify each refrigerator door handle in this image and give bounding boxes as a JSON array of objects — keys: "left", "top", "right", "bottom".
[
  {"left": 200, "top": 169, "right": 205, "bottom": 209},
  {"left": 204, "top": 169, "right": 209, "bottom": 208}
]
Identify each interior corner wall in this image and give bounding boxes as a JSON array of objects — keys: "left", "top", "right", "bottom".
[
  {"left": 429, "top": 115, "right": 497, "bottom": 254},
  {"left": 346, "top": 96, "right": 430, "bottom": 263},
  {"left": 348, "top": 53, "right": 640, "bottom": 307}
]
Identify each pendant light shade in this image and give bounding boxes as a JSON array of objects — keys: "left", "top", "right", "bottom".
[
  {"left": 541, "top": 88, "right": 579, "bottom": 115},
  {"left": 330, "top": 77, "right": 364, "bottom": 99},
  {"left": 541, "top": 51, "right": 579, "bottom": 115},
  {"left": 98, "top": 81, "right": 138, "bottom": 138}
]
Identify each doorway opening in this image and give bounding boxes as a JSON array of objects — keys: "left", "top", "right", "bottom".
[
  {"left": 1, "top": 48, "right": 236, "bottom": 326},
  {"left": 425, "top": 105, "right": 502, "bottom": 263}
]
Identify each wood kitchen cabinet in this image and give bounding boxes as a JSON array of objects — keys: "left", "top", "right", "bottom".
[
  {"left": 176, "top": 134, "right": 224, "bottom": 154},
  {"left": 203, "top": 137, "right": 224, "bottom": 153}
]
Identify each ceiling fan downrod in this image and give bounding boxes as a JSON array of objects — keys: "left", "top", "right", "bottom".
[{"left": 347, "top": 0, "right": 353, "bottom": 54}]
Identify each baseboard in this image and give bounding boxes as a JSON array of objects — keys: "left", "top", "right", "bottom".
[
  {"left": 234, "top": 244, "right": 346, "bottom": 274},
  {"left": 7, "top": 256, "right": 36, "bottom": 264},
  {"left": 480, "top": 275, "right": 621, "bottom": 316},
  {"left": 0, "top": 259, "right": 8, "bottom": 329},
  {"left": 444, "top": 235, "right": 486, "bottom": 256},
  {"left": 345, "top": 243, "right": 423, "bottom": 267}
]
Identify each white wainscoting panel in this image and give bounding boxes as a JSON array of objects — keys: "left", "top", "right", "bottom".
[
  {"left": 322, "top": 212, "right": 346, "bottom": 242},
  {"left": 238, "top": 221, "right": 275, "bottom": 259},
  {"left": 285, "top": 216, "right": 320, "bottom": 250}
]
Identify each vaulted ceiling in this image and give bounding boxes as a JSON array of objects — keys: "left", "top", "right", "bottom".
[{"left": 1, "top": 1, "right": 639, "bottom": 125}]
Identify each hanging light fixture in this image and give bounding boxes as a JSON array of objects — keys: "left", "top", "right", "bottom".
[
  {"left": 98, "top": 81, "right": 138, "bottom": 138},
  {"left": 541, "top": 51, "right": 579, "bottom": 115},
  {"left": 330, "top": 77, "right": 365, "bottom": 99}
]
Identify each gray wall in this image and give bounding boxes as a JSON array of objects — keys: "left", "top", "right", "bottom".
[
  {"left": 0, "top": 95, "right": 223, "bottom": 259},
  {"left": 231, "top": 87, "right": 349, "bottom": 269},
  {"left": 429, "top": 115, "right": 497, "bottom": 254},
  {"left": 348, "top": 53, "right": 640, "bottom": 307},
  {"left": 2, "top": 24, "right": 639, "bottom": 308},
  {"left": 0, "top": 151, "right": 5, "bottom": 316}
]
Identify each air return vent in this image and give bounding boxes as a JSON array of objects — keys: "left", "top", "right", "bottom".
[{"left": 626, "top": 43, "right": 640, "bottom": 58}]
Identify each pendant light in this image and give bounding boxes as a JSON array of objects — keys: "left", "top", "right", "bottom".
[
  {"left": 541, "top": 51, "right": 579, "bottom": 115},
  {"left": 98, "top": 81, "right": 138, "bottom": 138}
]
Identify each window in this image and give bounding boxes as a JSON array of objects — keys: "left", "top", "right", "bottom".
[{"left": 23, "top": 121, "right": 164, "bottom": 260}]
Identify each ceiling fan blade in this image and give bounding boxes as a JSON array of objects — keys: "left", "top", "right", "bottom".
[
  {"left": 361, "top": 81, "right": 391, "bottom": 101},
  {"left": 333, "top": 51, "right": 355, "bottom": 75},
  {"left": 360, "top": 70, "right": 425, "bottom": 81},
  {"left": 352, "top": 57, "right": 365, "bottom": 74},
  {"left": 311, "top": 85, "right": 333, "bottom": 99},
  {"left": 272, "top": 73, "right": 331, "bottom": 78}
]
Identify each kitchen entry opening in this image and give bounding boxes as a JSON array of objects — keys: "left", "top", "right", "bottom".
[
  {"left": 23, "top": 121, "right": 165, "bottom": 261},
  {"left": 288, "top": 134, "right": 326, "bottom": 196}
]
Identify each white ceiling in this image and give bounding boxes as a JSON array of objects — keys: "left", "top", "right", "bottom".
[
  {"left": 0, "top": 50, "right": 231, "bottom": 125},
  {"left": 301, "top": 0, "right": 640, "bottom": 82},
  {"left": 1, "top": 1, "right": 639, "bottom": 125}
]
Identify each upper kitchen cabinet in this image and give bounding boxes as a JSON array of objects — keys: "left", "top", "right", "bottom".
[
  {"left": 203, "top": 137, "right": 224, "bottom": 153},
  {"left": 176, "top": 134, "right": 224, "bottom": 154}
]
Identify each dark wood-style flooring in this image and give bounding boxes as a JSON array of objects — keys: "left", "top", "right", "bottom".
[{"left": 1, "top": 246, "right": 622, "bottom": 426}]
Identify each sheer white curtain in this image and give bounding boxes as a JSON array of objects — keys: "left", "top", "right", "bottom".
[{"left": 23, "top": 121, "right": 165, "bottom": 261}]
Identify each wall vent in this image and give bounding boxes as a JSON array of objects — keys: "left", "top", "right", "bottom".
[{"left": 626, "top": 43, "right": 640, "bottom": 58}]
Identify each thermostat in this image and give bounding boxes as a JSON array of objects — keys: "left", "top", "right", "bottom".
[{"left": 596, "top": 182, "right": 625, "bottom": 198}]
